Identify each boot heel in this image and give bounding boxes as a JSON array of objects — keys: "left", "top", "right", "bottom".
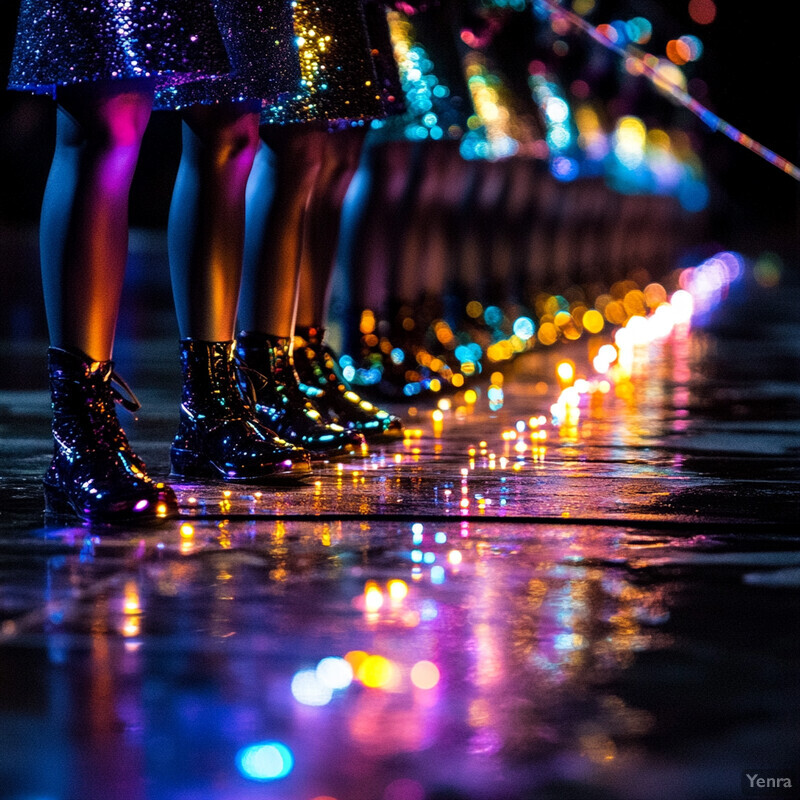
[{"left": 170, "top": 445, "right": 216, "bottom": 478}]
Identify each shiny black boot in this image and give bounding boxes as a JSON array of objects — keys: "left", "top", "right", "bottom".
[
  {"left": 44, "top": 347, "right": 178, "bottom": 524},
  {"left": 171, "top": 339, "right": 311, "bottom": 482},
  {"left": 292, "top": 326, "right": 404, "bottom": 442},
  {"left": 235, "top": 332, "right": 365, "bottom": 461}
]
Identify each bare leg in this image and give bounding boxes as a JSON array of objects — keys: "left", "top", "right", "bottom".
[
  {"left": 40, "top": 80, "right": 154, "bottom": 361},
  {"left": 169, "top": 102, "right": 261, "bottom": 341},
  {"left": 167, "top": 103, "right": 311, "bottom": 480},
  {"left": 234, "top": 124, "right": 364, "bottom": 459},
  {"left": 286, "top": 128, "right": 405, "bottom": 440},
  {"left": 296, "top": 125, "right": 368, "bottom": 329},
  {"left": 239, "top": 125, "right": 326, "bottom": 337},
  {"left": 40, "top": 79, "right": 178, "bottom": 523}
]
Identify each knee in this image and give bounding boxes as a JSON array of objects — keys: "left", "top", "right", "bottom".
[
  {"left": 211, "top": 117, "right": 261, "bottom": 167},
  {"left": 98, "top": 93, "right": 152, "bottom": 149},
  {"left": 260, "top": 127, "right": 326, "bottom": 183},
  {"left": 58, "top": 90, "right": 152, "bottom": 156},
  {"left": 183, "top": 106, "right": 261, "bottom": 170}
]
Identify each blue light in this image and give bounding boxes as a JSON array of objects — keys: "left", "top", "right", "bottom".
[
  {"left": 390, "top": 347, "right": 405, "bottom": 365},
  {"left": 484, "top": 305, "right": 503, "bottom": 327},
  {"left": 678, "top": 178, "right": 709, "bottom": 212},
  {"left": 236, "top": 742, "right": 294, "bottom": 781},
  {"left": 550, "top": 156, "right": 579, "bottom": 182}
]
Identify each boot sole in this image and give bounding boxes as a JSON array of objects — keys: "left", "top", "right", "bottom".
[
  {"left": 43, "top": 483, "right": 177, "bottom": 526},
  {"left": 170, "top": 447, "right": 312, "bottom": 485}
]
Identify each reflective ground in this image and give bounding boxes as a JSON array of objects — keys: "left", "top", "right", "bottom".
[{"left": 1, "top": 242, "right": 799, "bottom": 800}]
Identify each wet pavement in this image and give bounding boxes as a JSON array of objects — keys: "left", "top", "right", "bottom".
[{"left": 1, "top": 244, "right": 800, "bottom": 800}]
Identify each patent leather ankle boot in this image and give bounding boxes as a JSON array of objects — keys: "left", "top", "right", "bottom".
[
  {"left": 235, "top": 332, "right": 365, "bottom": 461},
  {"left": 292, "top": 326, "right": 404, "bottom": 442},
  {"left": 44, "top": 347, "right": 178, "bottom": 524},
  {"left": 171, "top": 339, "right": 311, "bottom": 482}
]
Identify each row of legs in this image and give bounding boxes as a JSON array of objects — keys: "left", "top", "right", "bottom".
[
  {"left": 44, "top": 83, "right": 364, "bottom": 356},
  {"left": 42, "top": 82, "right": 400, "bottom": 524}
]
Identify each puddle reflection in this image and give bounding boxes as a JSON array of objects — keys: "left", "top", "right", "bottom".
[{"left": 1, "top": 520, "right": 681, "bottom": 800}]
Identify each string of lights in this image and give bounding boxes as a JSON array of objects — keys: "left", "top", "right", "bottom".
[{"left": 533, "top": 0, "right": 800, "bottom": 181}]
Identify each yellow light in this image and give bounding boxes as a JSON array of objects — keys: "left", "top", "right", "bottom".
[
  {"left": 344, "top": 650, "right": 369, "bottom": 673},
  {"left": 464, "top": 389, "right": 478, "bottom": 405},
  {"left": 556, "top": 361, "right": 575, "bottom": 384},
  {"left": 359, "top": 309, "right": 376, "bottom": 334},
  {"left": 437, "top": 398, "right": 452, "bottom": 411},
  {"left": 582, "top": 308, "right": 605, "bottom": 334},
  {"left": 466, "top": 300, "right": 483, "bottom": 318},
  {"left": 357, "top": 654, "right": 398, "bottom": 689},
  {"left": 410, "top": 660, "right": 441, "bottom": 690},
  {"left": 123, "top": 582, "right": 140, "bottom": 615},
  {"left": 180, "top": 523, "right": 194, "bottom": 539},
  {"left": 387, "top": 579, "right": 409, "bottom": 601},
  {"left": 156, "top": 503, "right": 168, "bottom": 517},
  {"left": 364, "top": 581, "right": 384, "bottom": 613},
  {"left": 432, "top": 409, "right": 444, "bottom": 422},
  {"left": 448, "top": 550, "right": 463, "bottom": 565}
]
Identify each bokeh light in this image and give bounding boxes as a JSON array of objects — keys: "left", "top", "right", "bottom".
[
  {"left": 291, "top": 668, "right": 333, "bottom": 706},
  {"left": 316, "top": 657, "right": 354, "bottom": 691},
  {"left": 236, "top": 742, "right": 294, "bottom": 781},
  {"left": 688, "top": 0, "right": 716, "bottom": 24},
  {"left": 410, "top": 660, "right": 441, "bottom": 690}
]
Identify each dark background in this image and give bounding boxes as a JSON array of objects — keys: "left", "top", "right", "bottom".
[{"left": 1, "top": 0, "right": 797, "bottom": 269}]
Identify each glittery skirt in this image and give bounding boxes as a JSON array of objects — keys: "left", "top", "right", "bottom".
[
  {"left": 261, "top": 0, "right": 384, "bottom": 125},
  {"left": 156, "top": 0, "right": 301, "bottom": 111},
  {"left": 7, "top": 0, "right": 231, "bottom": 99}
]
